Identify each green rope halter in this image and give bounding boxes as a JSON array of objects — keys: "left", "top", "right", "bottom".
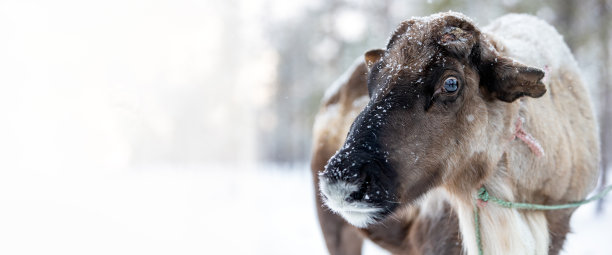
[{"left": 473, "top": 185, "right": 612, "bottom": 255}]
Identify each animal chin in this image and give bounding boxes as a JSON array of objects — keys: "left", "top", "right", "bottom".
[
  {"left": 321, "top": 192, "right": 383, "bottom": 227},
  {"left": 319, "top": 178, "right": 385, "bottom": 228},
  {"left": 336, "top": 208, "right": 381, "bottom": 228}
]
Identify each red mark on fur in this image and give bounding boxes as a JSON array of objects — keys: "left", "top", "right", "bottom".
[{"left": 512, "top": 118, "right": 545, "bottom": 157}]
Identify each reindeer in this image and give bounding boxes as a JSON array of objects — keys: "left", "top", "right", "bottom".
[{"left": 311, "top": 12, "right": 599, "bottom": 255}]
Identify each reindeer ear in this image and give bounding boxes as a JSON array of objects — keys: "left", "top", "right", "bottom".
[
  {"left": 364, "top": 49, "right": 385, "bottom": 71},
  {"left": 477, "top": 39, "right": 546, "bottom": 102}
]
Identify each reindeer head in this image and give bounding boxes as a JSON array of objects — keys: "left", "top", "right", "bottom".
[{"left": 319, "top": 13, "right": 546, "bottom": 227}]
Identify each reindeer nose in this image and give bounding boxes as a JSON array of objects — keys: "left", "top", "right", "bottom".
[
  {"left": 322, "top": 154, "right": 365, "bottom": 183},
  {"left": 322, "top": 157, "right": 379, "bottom": 202},
  {"left": 345, "top": 178, "right": 369, "bottom": 202},
  {"left": 320, "top": 149, "right": 398, "bottom": 228}
]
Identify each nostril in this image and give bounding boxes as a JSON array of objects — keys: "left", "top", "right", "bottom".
[
  {"left": 347, "top": 190, "right": 364, "bottom": 202},
  {"left": 346, "top": 176, "right": 370, "bottom": 202}
]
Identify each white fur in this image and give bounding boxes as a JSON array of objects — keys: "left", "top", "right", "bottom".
[
  {"left": 445, "top": 14, "right": 576, "bottom": 255},
  {"left": 483, "top": 14, "right": 578, "bottom": 78},
  {"left": 418, "top": 188, "right": 451, "bottom": 218},
  {"left": 319, "top": 179, "right": 382, "bottom": 228},
  {"left": 437, "top": 15, "right": 559, "bottom": 254},
  {"left": 416, "top": 184, "right": 550, "bottom": 255},
  {"left": 447, "top": 188, "right": 549, "bottom": 255}
]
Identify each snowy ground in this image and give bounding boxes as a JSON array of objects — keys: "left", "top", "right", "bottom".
[{"left": 0, "top": 164, "right": 610, "bottom": 254}]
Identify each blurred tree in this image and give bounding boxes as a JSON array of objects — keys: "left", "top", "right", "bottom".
[
  {"left": 556, "top": 0, "right": 579, "bottom": 48},
  {"left": 258, "top": 0, "right": 395, "bottom": 163},
  {"left": 597, "top": 0, "right": 611, "bottom": 212}
]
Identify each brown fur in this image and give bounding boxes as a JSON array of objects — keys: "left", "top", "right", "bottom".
[
  {"left": 311, "top": 60, "right": 462, "bottom": 254},
  {"left": 312, "top": 13, "right": 599, "bottom": 255}
]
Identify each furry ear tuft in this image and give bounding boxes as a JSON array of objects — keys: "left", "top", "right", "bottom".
[
  {"left": 364, "top": 49, "right": 385, "bottom": 71},
  {"left": 477, "top": 37, "right": 546, "bottom": 102}
]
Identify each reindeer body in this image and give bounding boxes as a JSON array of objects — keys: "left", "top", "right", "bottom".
[
  {"left": 452, "top": 14, "right": 599, "bottom": 255},
  {"left": 311, "top": 13, "right": 599, "bottom": 255}
]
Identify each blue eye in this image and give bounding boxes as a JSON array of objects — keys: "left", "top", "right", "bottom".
[{"left": 443, "top": 77, "right": 458, "bottom": 92}]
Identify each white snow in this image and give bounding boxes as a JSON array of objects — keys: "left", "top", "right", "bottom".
[
  {"left": 561, "top": 185, "right": 612, "bottom": 255},
  {"left": 0, "top": 163, "right": 610, "bottom": 255},
  {"left": 0, "top": 164, "right": 389, "bottom": 255}
]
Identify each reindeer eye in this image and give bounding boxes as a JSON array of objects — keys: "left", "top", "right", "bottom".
[{"left": 443, "top": 77, "right": 458, "bottom": 92}]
